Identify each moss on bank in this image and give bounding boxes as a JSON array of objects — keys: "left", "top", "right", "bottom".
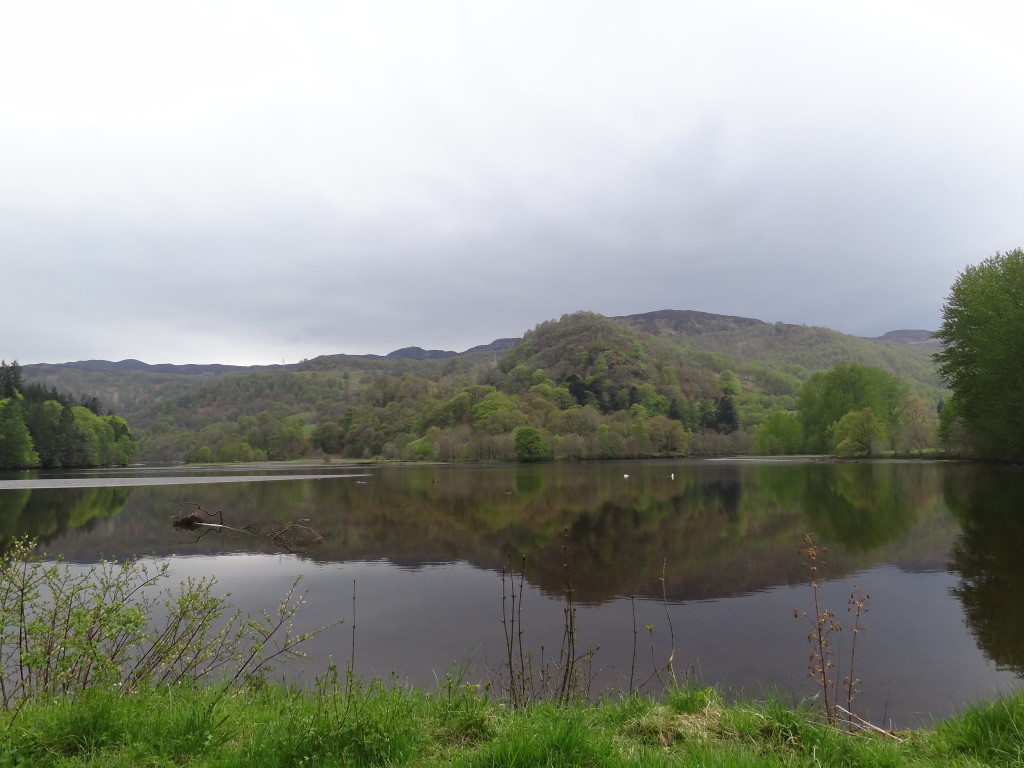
[{"left": 2, "top": 681, "right": 1021, "bottom": 767}]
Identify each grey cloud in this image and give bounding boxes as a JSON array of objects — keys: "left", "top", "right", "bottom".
[{"left": 4, "top": 1, "right": 1024, "bottom": 364}]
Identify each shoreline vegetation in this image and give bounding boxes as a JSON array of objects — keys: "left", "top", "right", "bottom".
[
  {"left": 6, "top": 676, "right": 1024, "bottom": 766},
  {"left": 0, "top": 538, "right": 1021, "bottom": 766},
  {"left": 17, "top": 311, "right": 953, "bottom": 468}
]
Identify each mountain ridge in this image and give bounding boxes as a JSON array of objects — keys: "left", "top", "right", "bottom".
[{"left": 27, "top": 310, "right": 934, "bottom": 374}]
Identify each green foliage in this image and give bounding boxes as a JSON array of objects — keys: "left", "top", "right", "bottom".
[
  {"left": 718, "top": 370, "right": 740, "bottom": 396},
  {"left": 832, "top": 408, "right": 885, "bottom": 457},
  {"left": 0, "top": 361, "right": 138, "bottom": 468},
  {"left": 798, "top": 363, "right": 911, "bottom": 454},
  {"left": 938, "top": 394, "right": 967, "bottom": 450},
  {"left": 754, "top": 410, "right": 805, "bottom": 455},
  {"left": 0, "top": 396, "right": 39, "bottom": 469},
  {"left": 934, "top": 247, "right": 1024, "bottom": 459},
  {"left": 514, "top": 426, "right": 550, "bottom": 462},
  {"left": 933, "top": 694, "right": 1024, "bottom": 765},
  {"left": 311, "top": 419, "right": 344, "bottom": 454},
  {"left": 19, "top": 309, "right": 946, "bottom": 464},
  {"left": 0, "top": 538, "right": 332, "bottom": 709},
  {"left": 4, "top": 678, "right": 1024, "bottom": 767},
  {"left": 0, "top": 359, "right": 23, "bottom": 398}
]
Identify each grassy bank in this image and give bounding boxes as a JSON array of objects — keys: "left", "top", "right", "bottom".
[
  {"left": 3, "top": 679, "right": 1023, "bottom": 767},
  {"left": 1, "top": 537, "right": 1020, "bottom": 766}
]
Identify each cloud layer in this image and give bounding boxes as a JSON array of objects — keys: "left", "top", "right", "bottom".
[{"left": 4, "top": 1, "right": 1023, "bottom": 364}]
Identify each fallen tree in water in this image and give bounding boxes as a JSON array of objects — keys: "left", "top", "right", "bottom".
[{"left": 172, "top": 503, "right": 323, "bottom": 553}]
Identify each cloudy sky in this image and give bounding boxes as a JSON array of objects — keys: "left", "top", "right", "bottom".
[{"left": 4, "top": 1, "right": 1023, "bottom": 365}]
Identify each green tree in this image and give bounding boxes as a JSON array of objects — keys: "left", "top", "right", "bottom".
[
  {"left": 831, "top": 407, "right": 885, "bottom": 457},
  {"left": 0, "top": 360, "right": 23, "bottom": 398},
  {"left": 718, "top": 370, "right": 740, "bottom": 396},
  {"left": 24, "top": 400, "right": 63, "bottom": 467},
  {"left": 798, "top": 363, "right": 908, "bottom": 453},
  {"left": 754, "top": 410, "right": 805, "bottom": 455},
  {"left": 0, "top": 397, "right": 39, "bottom": 469},
  {"left": 514, "top": 426, "right": 550, "bottom": 462},
  {"left": 713, "top": 395, "right": 739, "bottom": 434},
  {"left": 934, "top": 248, "right": 1024, "bottom": 459},
  {"left": 646, "top": 415, "right": 689, "bottom": 455},
  {"left": 311, "top": 420, "right": 343, "bottom": 454}
]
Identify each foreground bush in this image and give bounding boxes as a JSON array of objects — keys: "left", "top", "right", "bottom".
[{"left": 0, "top": 539, "right": 330, "bottom": 709}]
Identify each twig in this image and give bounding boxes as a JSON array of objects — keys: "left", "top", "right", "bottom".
[
  {"left": 660, "top": 557, "right": 678, "bottom": 686},
  {"left": 832, "top": 706, "right": 904, "bottom": 741},
  {"left": 629, "top": 594, "right": 637, "bottom": 693}
]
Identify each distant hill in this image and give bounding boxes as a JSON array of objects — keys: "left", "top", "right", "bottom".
[
  {"left": 614, "top": 309, "right": 766, "bottom": 336},
  {"left": 863, "top": 329, "right": 941, "bottom": 349},
  {"left": 55, "top": 359, "right": 284, "bottom": 375},
  {"left": 19, "top": 308, "right": 944, "bottom": 437},
  {"left": 30, "top": 312, "right": 934, "bottom": 378},
  {"left": 612, "top": 309, "right": 942, "bottom": 390},
  {"left": 40, "top": 338, "right": 519, "bottom": 375}
]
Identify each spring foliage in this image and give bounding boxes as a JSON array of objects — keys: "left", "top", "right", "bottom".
[
  {"left": 0, "top": 360, "right": 138, "bottom": 469},
  {"left": 0, "top": 538, "right": 328, "bottom": 707},
  {"left": 934, "top": 248, "right": 1024, "bottom": 459}
]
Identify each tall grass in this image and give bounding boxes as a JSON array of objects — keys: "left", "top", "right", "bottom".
[{"left": 4, "top": 681, "right": 1022, "bottom": 767}]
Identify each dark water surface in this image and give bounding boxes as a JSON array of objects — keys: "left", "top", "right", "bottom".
[{"left": 1, "top": 458, "right": 1021, "bottom": 728}]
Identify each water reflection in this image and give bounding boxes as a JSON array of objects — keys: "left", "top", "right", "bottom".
[
  {"left": 0, "top": 485, "right": 130, "bottom": 542},
  {"left": 0, "top": 461, "right": 974, "bottom": 600},
  {"left": 945, "top": 464, "right": 1024, "bottom": 675},
  {"left": 0, "top": 459, "right": 1020, "bottom": 726}
]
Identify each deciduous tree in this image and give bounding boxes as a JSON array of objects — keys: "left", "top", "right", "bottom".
[
  {"left": 514, "top": 426, "right": 550, "bottom": 462},
  {"left": 798, "top": 363, "right": 908, "bottom": 453},
  {"left": 934, "top": 248, "right": 1024, "bottom": 459}
]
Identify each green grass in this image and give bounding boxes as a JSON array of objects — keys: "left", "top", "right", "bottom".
[{"left": 2, "top": 682, "right": 1022, "bottom": 767}]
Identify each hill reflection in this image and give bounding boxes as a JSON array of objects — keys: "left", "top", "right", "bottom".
[{"left": 12, "top": 460, "right": 959, "bottom": 604}]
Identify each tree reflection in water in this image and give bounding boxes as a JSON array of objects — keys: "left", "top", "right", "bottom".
[{"left": 946, "top": 464, "right": 1024, "bottom": 675}]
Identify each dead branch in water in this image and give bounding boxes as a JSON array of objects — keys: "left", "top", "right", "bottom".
[{"left": 172, "top": 503, "right": 323, "bottom": 553}]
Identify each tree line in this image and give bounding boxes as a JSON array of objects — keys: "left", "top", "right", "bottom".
[
  {"left": 0, "top": 360, "right": 138, "bottom": 469},
  {"left": 122, "top": 312, "right": 943, "bottom": 465}
]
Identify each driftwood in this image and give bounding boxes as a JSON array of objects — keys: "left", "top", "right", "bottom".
[
  {"left": 172, "top": 504, "right": 323, "bottom": 554},
  {"left": 832, "top": 706, "right": 905, "bottom": 741}
]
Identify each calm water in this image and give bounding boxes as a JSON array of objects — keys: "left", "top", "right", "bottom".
[{"left": 1, "top": 458, "right": 1021, "bottom": 728}]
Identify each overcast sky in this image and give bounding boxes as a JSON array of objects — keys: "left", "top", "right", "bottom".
[{"left": 4, "top": 1, "right": 1023, "bottom": 365}]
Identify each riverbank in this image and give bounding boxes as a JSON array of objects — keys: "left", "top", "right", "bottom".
[{"left": 4, "top": 680, "right": 1022, "bottom": 767}]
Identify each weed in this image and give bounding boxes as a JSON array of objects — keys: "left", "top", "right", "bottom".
[
  {"left": 843, "top": 584, "right": 869, "bottom": 719},
  {"left": 795, "top": 533, "right": 839, "bottom": 722},
  {"left": 494, "top": 532, "right": 596, "bottom": 707},
  {"left": 794, "top": 533, "right": 871, "bottom": 728}
]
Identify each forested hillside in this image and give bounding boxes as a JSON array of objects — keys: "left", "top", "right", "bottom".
[
  {"left": 0, "top": 361, "right": 138, "bottom": 469},
  {"left": 19, "top": 310, "right": 945, "bottom": 464},
  {"left": 614, "top": 310, "right": 943, "bottom": 391}
]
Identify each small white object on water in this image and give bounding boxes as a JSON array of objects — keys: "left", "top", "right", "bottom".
[{"left": 623, "top": 474, "right": 629, "bottom": 479}]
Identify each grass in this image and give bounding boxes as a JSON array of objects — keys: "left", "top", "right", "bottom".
[{"left": 2, "top": 681, "right": 1023, "bottom": 767}]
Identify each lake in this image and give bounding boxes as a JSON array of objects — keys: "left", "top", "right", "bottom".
[{"left": 0, "top": 458, "right": 1021, "bottom": 729}]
